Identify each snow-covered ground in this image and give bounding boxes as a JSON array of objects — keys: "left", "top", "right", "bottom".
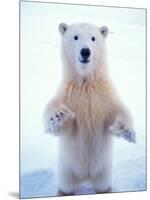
[{"left": 20, "top": 1, "right": 146, "bottom": 198}]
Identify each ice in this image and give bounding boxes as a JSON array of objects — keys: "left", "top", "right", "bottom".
[{"left": 20, "top": 1, "right": 146, "bottom": 198}]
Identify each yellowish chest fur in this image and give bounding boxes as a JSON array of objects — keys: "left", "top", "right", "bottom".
[{"left": 63, "top": 80, "right": 115, "bottom": 134}]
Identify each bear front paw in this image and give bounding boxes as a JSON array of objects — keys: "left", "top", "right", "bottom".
[
  {"left": 109, "top": 123, "right": 136, "bottom": 143},
  {"left": 121, "top": 127, "right": 136, "bottom": 143},
  {"left": 46, "top": 106, "right": 75, "bottom": 133},
  {"left": 49, "top": 111, "right": 66, "bottom": 132}
]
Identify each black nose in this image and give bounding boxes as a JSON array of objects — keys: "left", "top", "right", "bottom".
[{"left": 80, "top": 48, "right": 91, "bottom": 59}]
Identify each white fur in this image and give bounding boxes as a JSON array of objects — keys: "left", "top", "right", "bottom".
[
  {"left": 60, "top": 23, "right": 108, "bottom": 79},
  {"left": 57, "top": 130, "right": 112, "bottom": 193}
]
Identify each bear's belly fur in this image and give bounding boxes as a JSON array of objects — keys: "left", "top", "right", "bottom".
[{"left": 59, "top": 129, "right": 112, "bottom": 180}]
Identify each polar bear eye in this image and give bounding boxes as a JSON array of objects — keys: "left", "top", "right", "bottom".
[
  {"left": 74, "top": 35, "right": 78, "bottom": 40},
  {"left": 91, "top": 37, "right": 96, "bottom": 42}
]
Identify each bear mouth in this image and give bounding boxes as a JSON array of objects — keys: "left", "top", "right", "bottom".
[{"left": 79, "top": 58, "right": 90, "bottom": 64}]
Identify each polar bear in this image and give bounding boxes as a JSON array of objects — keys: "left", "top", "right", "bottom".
[{"left": 43, "top": 22, "right": 136, "bottom": 195}]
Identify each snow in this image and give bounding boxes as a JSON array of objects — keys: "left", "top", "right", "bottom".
[{"left": 20, "top": 1, "right": 146, "bottom": 198}]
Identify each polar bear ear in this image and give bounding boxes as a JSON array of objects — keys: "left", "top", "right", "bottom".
[
  {"left": 59, "top": 23, "right": 69, "bottom": 35},
  {"left": 100, "top": 26, "right": 109, "bottom": 38}
]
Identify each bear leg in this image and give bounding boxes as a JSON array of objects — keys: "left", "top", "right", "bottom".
[{"left": 91, "top": 167, "right": 112, "bottom": 193}]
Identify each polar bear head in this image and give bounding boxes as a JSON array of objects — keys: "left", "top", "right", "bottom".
[{"left": 59, "top": 22, "right": 108, "bottom": 78}]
